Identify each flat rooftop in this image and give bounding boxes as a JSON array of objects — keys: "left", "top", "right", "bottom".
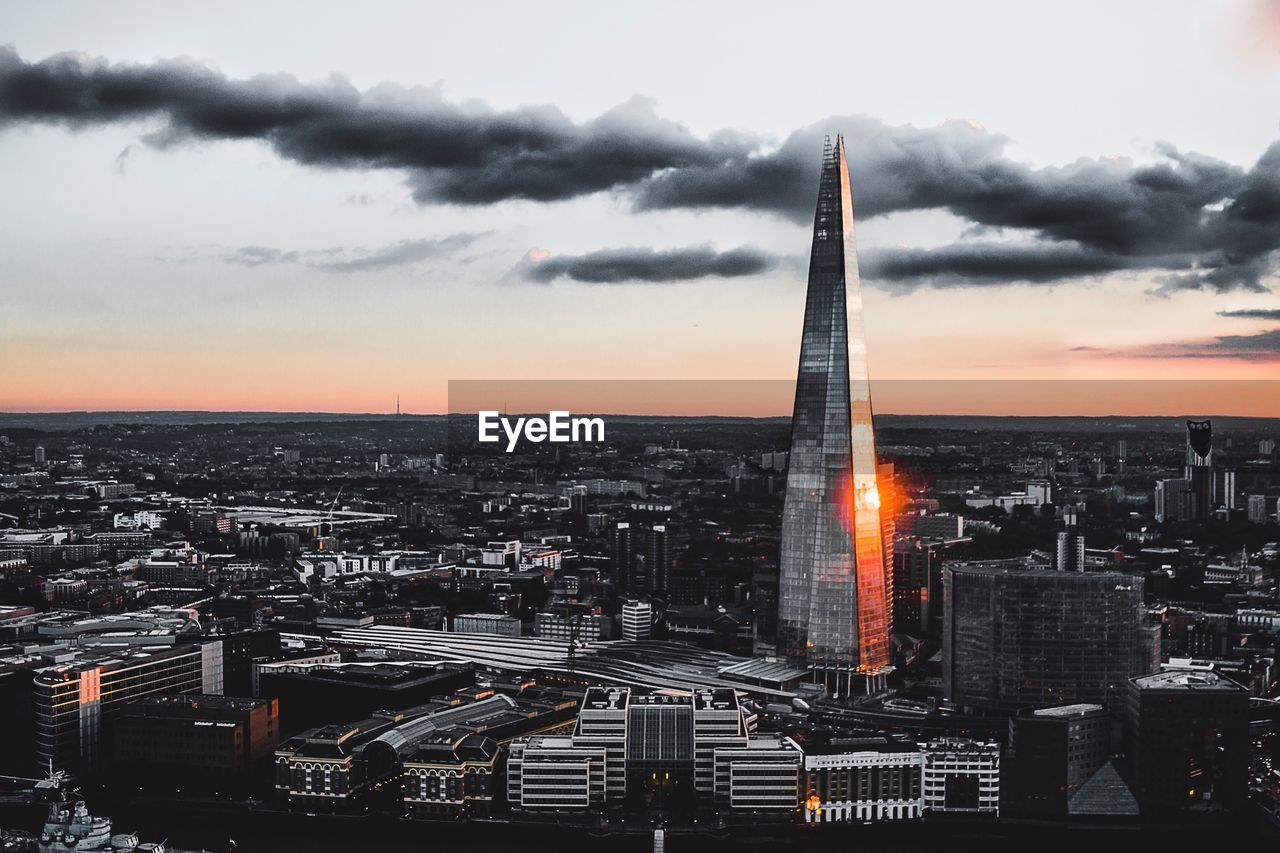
[
  {"left": 263, "top": 660, "right": 469, "bottom": 687},
  {"left": 128, "top": 693, "right": 269, "bottom": 713},
  {"left": 328, "top": 626, "right": 800, "bottom": 700},
  {"left": 1032, "top": 703, "right": 1105, "bottom": 718},
  {"left": 1132, "top": 669, "right": 1245, "bottom": 692},
  {"left": 582, "top": 686, "right": 629, "bottom": 710}
]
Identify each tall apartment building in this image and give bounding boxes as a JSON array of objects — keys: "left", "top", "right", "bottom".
[
  {"left": 1184, "top": 419, "right": 1214, "bottom": 520},
  {"left": 621, "top": 599, "right": 653, "bottom": 642},
  {"left": 612, "top": 522, "right": 673, "bottom": 597},
  {"left": 1155, "top": 478, "right": 1191, "bottom": 522}
]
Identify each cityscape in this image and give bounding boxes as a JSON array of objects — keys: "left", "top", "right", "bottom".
[{"left": 3, "top": 2, "right": 1280, "bottom": 851}]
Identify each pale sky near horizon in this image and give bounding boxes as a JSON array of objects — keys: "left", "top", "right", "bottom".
[{"left": 1, "top": 0, "right": 1278, "bottom": 414}]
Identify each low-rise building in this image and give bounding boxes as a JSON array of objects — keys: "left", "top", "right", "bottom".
[
  {"left": 402, "top": 733, "right": 500, "bottom": 818},
  {"left": 111, "top": 694, "right": 280, "bottom": 790},
  {"left": 802, "top": 739, "right": 923, "bottom": 823},
  {"left": 921, "top": 739, "right": 1000, "bottom": 816},
  {"left": 452, "top": 613, "right": 522, "bottom": 637}
]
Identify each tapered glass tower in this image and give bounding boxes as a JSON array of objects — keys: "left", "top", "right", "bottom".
[{"left": 777, "top": 135, "right": 890, "bottom": 677}]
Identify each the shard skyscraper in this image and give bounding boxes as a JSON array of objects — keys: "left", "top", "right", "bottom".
[{"left": 777, "top": 136, "right": 891, "bottom": 685}]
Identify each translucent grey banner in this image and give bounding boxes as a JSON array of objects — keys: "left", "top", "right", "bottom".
[{"left": 445, "top": 379, "right": 1280, "bottom": 459}]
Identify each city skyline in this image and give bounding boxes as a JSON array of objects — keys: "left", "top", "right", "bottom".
[
  {"left": 2, "top": 0, "right": 1280, "bottom": 414},
  {"left": 2, "top": 4, "right": 1280, "bottom": 848}
]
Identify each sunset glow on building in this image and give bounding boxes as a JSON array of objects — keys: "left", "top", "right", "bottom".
[{"left": 777, "top": 137, "right": 892, "bottom": 684}]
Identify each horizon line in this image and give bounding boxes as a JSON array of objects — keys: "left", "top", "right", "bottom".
[{"left": 3, "top": 408, "right": 1280, "bottom": 421}]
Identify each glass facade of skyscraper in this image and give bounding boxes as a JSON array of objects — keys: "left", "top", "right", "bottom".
[{"left": 777, "top": 136, "right": 890, "bottom": 675}]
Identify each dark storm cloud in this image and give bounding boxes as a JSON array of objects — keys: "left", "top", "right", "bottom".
[
  {"left": 3, "top": 46, "right": 1278, "bottom": 291},
  {"left": 0, "top": 45, "right": 748, "bottom": 205},
  {"left": 222, "top": 233, "right": 483, "bottom": 271},
  {"left": 1217, "top": 307, "right": 1280, "bottom": 320},
  {"left": 522, "top": 245, "right": 777, "bottom": 284},
  {"left": 858, "top": 242, "right": 1136, "bottom": 289},
  {"left": 638, "top": 119, "right": 1280, "bottom": 294},
  {"left": 1203, "top": 328, "right": 1280, "bottom": 354},
  {"left": 1156, "top": 327, "right": 1280, "bottom": 360},
  {"left": 1090, "top": 328, "right": 1280, "bottom": 360}
]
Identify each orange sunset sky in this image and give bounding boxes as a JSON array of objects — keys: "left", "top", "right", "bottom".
[{"left": 1, "top": 1, "right": 1278, "bottom": 416}]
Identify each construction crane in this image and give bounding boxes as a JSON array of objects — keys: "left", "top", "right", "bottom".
[{"left": 324, "top": 485, "right": 345, "bottom": 537}]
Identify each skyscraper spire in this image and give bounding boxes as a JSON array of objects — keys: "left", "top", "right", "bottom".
[{"left": 776, "top": 135, "right": 890, "bottom": 684}]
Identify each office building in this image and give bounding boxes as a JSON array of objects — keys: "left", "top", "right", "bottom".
[
  {"left": 112, "top": 694, "right": 280, "bottom": 790},
  {"left": 907, "top": 512, "right": 965, "bottom": 540},
  {"left": 761, "top": 451, "right": 788, "bottom": 471},
  {"left": 452, "top": 613, "right": 522, "bottom": 637},
  {"left": 534, "top": 605, "right": 608, "bottom": 643},
  {"left": 572, "top": 686, "right": 630, "bottom": 799},
  {"left": 480, "top": 540, "right": 520, "bottom": 567},
  {"left": 777, "top": 136, "right": 890, "bottom": 684},
  {"left": 626, "top": 693, "right": 696, "bottom": 808},
  {"left": 256, "top": 660, "right": 475, "bottom": 736},
  {"left": 943, "top": 563, "right": 1147, "bottom": 710},
  {"left": 892, "top": 537, "right": 949, "bottom": 636},
  {"left": 750, "top": 564, "right": 779, "bottom": 657},
  {"left": 1247, "top": 494, "right": 1270, "bottom": 523},
  {"left": 921, "top": 739, "right": 1000, "bottom": 815},
  {"left": 1007, "top": 704, "right": 1110, "bottom": 818},
  {"left": 1125, "top": 669, "right": 1249, "bottom": 816},
  {"left": 802, "top": 740, "right": 924, "bottom": 823},
  {"left": 508, "top": 686, "right": 796, "bottom": 813},
  {"left": 33, "top": 644, "right": 207, "bottom": 773},
  {"left": 711, "top": 735, "right": 803, "bottom": 812},
  {"left": 507, "top": 736, "right": 608, "bottom": 811}
]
